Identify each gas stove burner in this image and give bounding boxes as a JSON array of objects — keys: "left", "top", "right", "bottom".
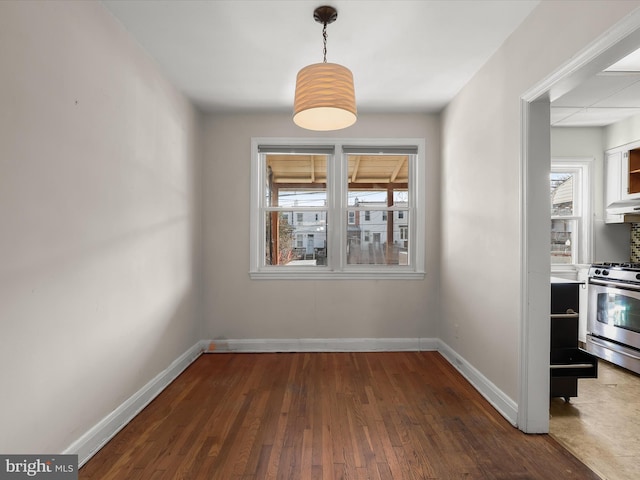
[
  {"left": 592, "top": 262, "right": 640, "bottom": 270},
  {"left": 620, "top": 262, "right": 640, "bottom": 269}
]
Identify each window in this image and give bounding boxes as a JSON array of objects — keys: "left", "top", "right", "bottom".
[
  {"left": 550, "top": 159, "right": 592, "bottom": 267},
  {"left": 250, "top": 139, "right": 425, "bottom": 279}
]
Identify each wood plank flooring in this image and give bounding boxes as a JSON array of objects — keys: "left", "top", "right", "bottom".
[{"left": 80, "top": 352, "right": 599, "bottom": 479}]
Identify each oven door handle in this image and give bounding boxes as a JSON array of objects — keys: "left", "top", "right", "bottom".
[
  {"left": 589, "top": 337, "right": 640, "bottom": 361},
  {"left": 589, "top": 278, "right": 640, "bottom": 291}
]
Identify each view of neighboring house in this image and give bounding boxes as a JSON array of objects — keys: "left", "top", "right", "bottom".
[
  {"left": 280, "top": 201, "right": 410, "bottom": 265},
  {"left": 551, "top": 173, "right": 575, "bottom": 264},
  {"left": 347, "top": 200, "right": 409, "bottom": 266}
]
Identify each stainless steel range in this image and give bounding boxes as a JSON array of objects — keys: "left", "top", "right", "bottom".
[{"left": 587, "top": 262, "right": 640, "bottom": 375}]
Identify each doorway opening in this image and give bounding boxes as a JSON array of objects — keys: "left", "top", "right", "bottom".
[{"left": 519, "top": 10, "right": 640, "bottom": 433}]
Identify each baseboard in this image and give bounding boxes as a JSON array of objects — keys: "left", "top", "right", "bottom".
[
  {"left": 64, "top": 340, "right": 207, "bottom": 467},
  {"left": 437, "top": 340, "right": 518, "bottom": 426},
  {"left": 205, "top": 337, "right": 439, "bottom": 352}
]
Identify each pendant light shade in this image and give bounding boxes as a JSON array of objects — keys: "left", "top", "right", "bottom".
[
  {"left": 293, "top": 63, "right": 356, "bottom": 131},
  {"left": 293, "top": 6, "right": 357, "bottom": 131}
]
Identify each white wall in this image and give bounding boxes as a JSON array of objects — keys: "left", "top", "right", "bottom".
[
  {"left": 0, "top": 1, "right": 202, "bottom": 453},
  {"left": 441, "top": 0, "right": 640, "bottom": 407},
  {"left": 201, "top": 113, "right": 440, "bottom": 341},
  {"left": 551, "top": 127, "right": 630, "bottom": 262}
]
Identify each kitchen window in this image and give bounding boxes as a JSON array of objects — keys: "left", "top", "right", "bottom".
[
  {"left": 250, "top": 138, "right": 425, "bottom": 279},
  {"left": 550, "top": 159, "right": 592, "bottom": 267}
]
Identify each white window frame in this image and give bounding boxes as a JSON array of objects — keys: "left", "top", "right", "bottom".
[
  {"left": 551, "top": 157, "right": 593, "bottom": 273},
  {"left": 250, "top": 138, "right": 426, "bottom": 279}
]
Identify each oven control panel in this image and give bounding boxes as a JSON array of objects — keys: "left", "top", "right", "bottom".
[{"left": 589, "top": 263, "right": 640, "bottom": 284}]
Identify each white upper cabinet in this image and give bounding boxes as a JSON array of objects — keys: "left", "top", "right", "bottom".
[{"left": 604, "top": 143, "right": 640, "bottom": 223}]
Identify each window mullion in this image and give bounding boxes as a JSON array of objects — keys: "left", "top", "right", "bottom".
[{"left": 328, "top": 147, "right": 343, "bottom": 271}]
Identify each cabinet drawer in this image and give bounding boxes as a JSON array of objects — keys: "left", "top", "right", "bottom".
[{"left": 550, "top": 348, "right": 598, "bottom": 378}]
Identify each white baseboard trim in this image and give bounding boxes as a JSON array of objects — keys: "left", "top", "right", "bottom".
[
  {"left": 205, "top": 337, "right": 439, "bottom": 353},
  {"left": 64, "top": 340, "right": 207, "bottom": 467},
  {"left": 437, "top": 340, "right": 518, "bottom": 426}
]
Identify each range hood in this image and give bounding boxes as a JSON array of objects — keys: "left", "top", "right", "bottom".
[{"left": 607, "top": 199, "right": 640, "bottom": 220}]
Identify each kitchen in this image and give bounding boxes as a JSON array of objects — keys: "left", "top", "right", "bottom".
[{"left": 548, "top": 49, "right": 640, "bottom": 480}]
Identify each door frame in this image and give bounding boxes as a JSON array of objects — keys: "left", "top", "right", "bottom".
[{"left": 518, "top": 10, "right": 640, "bottom": 432}]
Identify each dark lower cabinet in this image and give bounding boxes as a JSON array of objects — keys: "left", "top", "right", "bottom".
[{"left": 550, "top": 280, "right": 598, "bottom": 400}]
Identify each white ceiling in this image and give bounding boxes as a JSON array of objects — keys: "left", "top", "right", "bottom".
[
  {"left": 101, "top": 0, "right": 539, "bottom": 114},
  {"left": 551, "top": 71, "right": 640, "bottom": 127},
  {"left": 101, "top": 0, "right": 640, "bottom": 127}
]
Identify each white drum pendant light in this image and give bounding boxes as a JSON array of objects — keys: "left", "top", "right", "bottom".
[{"left": 293, "top": 6, "right": 357, "bottom": 131}]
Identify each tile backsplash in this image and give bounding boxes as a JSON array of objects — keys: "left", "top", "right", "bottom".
[{"left": 632, "top": 223, "right": 640, "bottom": 262}]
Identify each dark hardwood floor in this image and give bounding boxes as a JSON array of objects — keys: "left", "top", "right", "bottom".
[{"left": 80, "top": 352, "right": 599, "bottom": 479}]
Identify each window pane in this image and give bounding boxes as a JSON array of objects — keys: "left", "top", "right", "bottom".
[
  {"left": 265, "top": 211, "right": 327, "bottom": 266},
  {"left": 347, "top": 154, "right": 409, "bottom": 206},
  {"left": 346, "top": 210, "right": 409, "bottom": 265},
  {"left": 266, "top": 154, "right": 327, "bottom": 207},
  {"left": 551, "top": 219, "right": 575, "bottom": 264},
  {"left": 345, "top": 154, "right": 410, "bottom": 267},
  {"left": 551, "top": 173, "right": 574, "bottom": 216}
]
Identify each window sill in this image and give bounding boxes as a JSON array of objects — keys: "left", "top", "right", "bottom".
[{"left": 249, "top": 269, "right": 425, "bottom": 280}]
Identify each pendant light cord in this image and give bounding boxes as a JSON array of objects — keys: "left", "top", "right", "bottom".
[{"left": 322, "top": 22, "right": 328, "bottom": 63}]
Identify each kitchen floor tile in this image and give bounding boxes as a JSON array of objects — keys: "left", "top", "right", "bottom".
[{"left": 550, "top": 360, "right": 640, "bottom": 480}]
